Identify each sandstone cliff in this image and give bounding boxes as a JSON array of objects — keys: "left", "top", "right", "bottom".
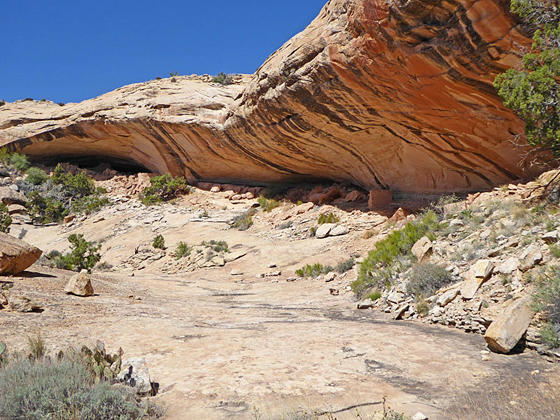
[{"left": 0, "top": 0, "right": 547, "bottom": 192}]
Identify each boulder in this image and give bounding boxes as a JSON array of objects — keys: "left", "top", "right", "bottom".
[
  {"left": 315, "top": 223, "right": 335, "bottom": 239},
  {"left": 411, "top": 236, "right": 432, "bottom": 262},
  {"left": 0, "top": 232, "right": 42, "bottom": 275},
  {"left": 542, "top": 230, "right": 559, "bottom": 243},
  {"left": 0, "top": 187, "right": 27, "bottom": 206},
  {"left": 117, "top": 357, "right": 153, "bottom": 395},
  {"left": 472, "top": 259, "right": 494, "bottom": 279},
  {"left": 64, "top": 272, "right": 94, "bottom": 297},
  {"left": 484, "top": 296, "right": 534, "bottom": 353},
  {"left": 330, "top": 225, "right": 349, "bottom": 237}
]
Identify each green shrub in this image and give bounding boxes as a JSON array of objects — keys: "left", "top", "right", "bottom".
[
  {"left": 0, "top": 203, "right": 11, "bottom": 233},
  {"left": 532, "top": 267, "right": 560, "bottom": 348},
  {"left": 295, "top": 263, "right": 333, "bottom": 278},
  {"left": 201, "top": 240, "right": 229, "bottom": 253},
  {"left": 174, "top": 242, "right": 191, "bottom": 259},
  {"left": 140, "top": 174, "right": 189, "bottom": 205},
  {"left": 25, "top": 167, "right": 48, "bottom": 185},
  {"left": 212, "top": 72, "right": 234, "bottom": 85},
  {"left": 0, "top": 358, "right": 149, "bottom": 420},
  {"left": 71, "top": 195, "right": 110, "bottom": 215},
  {"left": 335, "top": 258, "right": 355, "bottom": 273},
  {"left": 27, "top": 335, "right": 46, "bottom": 360},
  {"left": 494, "top": 0, "right": 560, "bottom": 155},
  {"left": 415, "top": 298, "right": 430, "bottom": 316},
  {"left": 53, "top": 164, "right": 95, "bottom": 197},
  {"left": 0, "top": 147, "right": 9, "bottom": 163},
  {"left": 231, "top": 208, "right": 255, "bottom": 231},
  {"left": 8, "top": 153, "right": 30, "bottom": 171},
  {"left": 52, "top": 234, "right": 101, "bottom": 272},
  {"left": 257, "top": 196, "right": 280, "bottom": 212},
  {"left": 26, "top": 191, "right": 68, "bottom": 224},
  {"left": 152, "top": 235, "right": 165, "bottom": 250},
  {"left": 317, "top": 212, "right": 339, "bottom": 225},
  {"left": 406, "top": 263, "right": 453, "bottom": 297},
  {"left": 367, "top": 291, "right": 382, "bottom": 301},
  {"left": 352, "top": 211, "right": 440, "bottom": 296},
  {"left": 540, "top": 322, "right": 560, "bottom": 349}
]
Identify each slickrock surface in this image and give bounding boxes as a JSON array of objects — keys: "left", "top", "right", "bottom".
[{"left": 0, "top": 0, "right": 547, "bottom": 192}]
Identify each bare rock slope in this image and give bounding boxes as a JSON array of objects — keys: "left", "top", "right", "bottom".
[{"left": 0, "top": 0, "right": 545, "bottom": 192}]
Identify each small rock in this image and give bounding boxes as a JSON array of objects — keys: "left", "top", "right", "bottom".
[
  {"left": 64, "top": 272, "right": 94, "bottom": 297},
  {"left": 449, "top": 219, "right": 464, "bottom": 227},
  {"left": 411, "top": 236, "right": 433, "bottom": 262},
  {"left": 437, "top": 288, "right": 460, "bottom": 307},
  {"left": 8, "top": 294, "right": 42, "bottom": 313},
  {"left": 412, "top": 413, "right": 428, "bottom": 420},
  {"left": 264, "top": 271, "right": 281, "bottom": 277},
  {"left": 64, "top": 214, "right": 76, "bottom": 224},
  {"left": 392, "top": 303, "right": 409, "bottom": 320},
  {"left": 387, "top": 290, "right": 405, "bottom": 304},
  {"left": 325, "top": 272, "right": 337, "bottom": 283},
  {"left": 329, "top": 288, "right": 340, "bottom": 296},
  {"left": 315, "top": 223, "right": 336, "bottom": 239},
  {"left": 519, "top": 246, "right": 543, "bottom": 271},
  {"left": 330, "top": 225, "right": 349, "bottom": 236},
  {"left": 210, "top": 186, "right": 221, "bottom": 193},
  {"left": 117, "top": 358, "right": 154, "bottom": 396},
  {"left": 230, "top": 270, "right": 243, "bottom": 276},
  {"left": 496, "top": 257, "right": 520, "bottom": 275},
  {"left": 472, "top": 259, "right": 494, "bottom": 279},
  {"left": 542, "top": 230, "right": 559, "bottom": 243},
  {"left": 268, "top": 263, "right": 278, "bottom": 268},
  {"left": 357, "top": 299, "right": 374, "bottom": 309}
]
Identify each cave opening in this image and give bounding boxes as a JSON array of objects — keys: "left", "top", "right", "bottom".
[{"left": 34, "top": 155, "right": 150, "bottom": 175}]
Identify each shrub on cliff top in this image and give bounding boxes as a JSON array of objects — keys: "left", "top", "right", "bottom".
[{"left": 494, "top": 0, "right": 560, "bottom": 155}]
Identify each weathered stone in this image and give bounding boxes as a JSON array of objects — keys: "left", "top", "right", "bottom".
[
  {"left": 7, "top": 204, "right": 26, "bottom": 215},
  {"left": 484, "top": 296, "right": 533, "bottom": 353},
  {"left": 392, "top": 303, "right": 409, "bottom": 320},
  {"left": 0, "top": 232, "right": 42, "bottom": 275},
  {"left": 357, "top": 299, "right": 374, "bottom": 310},
  {"left": 387, "top": 290, "right": 405, "bottom": 305},
  {"left": 0, "top": 186, "right": 26, "bottom": 206},
  {"left": 117, "top": 357, "right": 153, "bottom": 396},
  {"left": 542, "top": 230, "right": 559, "bottom": 243},
  {"left": 7, "top": 294, "right": 42, "bottom": 313},
  {"left": 472, "top": 259, "right": 494, "bottom": 279},
  {"left": 519, "top": 246, "right": 543, "bottom": 271},
  {"left": 411, "top": 236, "right": 432, "bottom": 262},
  {"left": 437, "top": 288, "right": 460, "bottom": 307},
  {"left": 496, "top": 257, "right": 520, "bottom": 275},
  {"left": 64, "top": 272, "right": 94, "bottom": 297},
  {"left": 325, "top": 272, "right": 337, "bottom": 283},
  {"left": 315, "top": 223, "right": 335, "bottom": 239},
  {"left": 210, "top": 186, "right": 220, "bottom": 193},
  {"left": 412, "top": 413, "right": 428, "bottom": 420},
  {"left": 329, "top": 225, "right": 349, "bottom": 237}
]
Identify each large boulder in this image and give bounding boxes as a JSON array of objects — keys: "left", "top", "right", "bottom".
[
  {"left": 484, "top": 296, "right": 534, "bottom": 353},
  {"left": 0, "top": 232, "right": 42, "bottom": 275}
]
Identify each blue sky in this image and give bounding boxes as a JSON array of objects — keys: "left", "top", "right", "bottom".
[{"left": 1, "top": 0, "right": 326, "bottom": 103}]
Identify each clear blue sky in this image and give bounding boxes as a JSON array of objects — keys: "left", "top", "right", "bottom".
[{"left": 1, "top": 0, "right": 326, "bottom": 103}]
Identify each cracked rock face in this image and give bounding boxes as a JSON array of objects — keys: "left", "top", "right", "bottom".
[{"left": 0, "top": 0, "right": 548, "bottom": 192}]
